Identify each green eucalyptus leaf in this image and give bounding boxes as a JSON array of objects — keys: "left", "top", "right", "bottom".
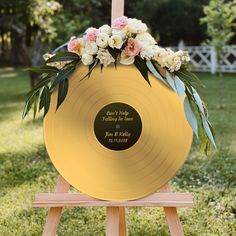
[
  {"left": 201, "top": 115, "right": 216, "bottom": 148},
  {"left": 134, "top": 57, "right": 150, "bottom": 86},
  {"left": 174, "top": 76, "right": 186, "bottom": 100},
  {"left": 184, "top": 97, "right": 199, "bottom": 137},
  {"left": 39, "top": 86, "right": 51, "bottom": 116},
  {"left": 199, "top": 123, "right": 210, "bottom": 155},
  {"left": 56, "top": 78, "right": 69, "bottom": 111},
  {"left": 43, "top": 87, "right": 51, "bottom": 116},
  {"left": 146, "top": 60, "right": 169, "bottom": 86},
  {"left": 192, "top": 88, "right": 205, "bottom": 115},
  {"left": 81, "top": 59, "right": 99, "bottom": 80},
  {"left": 51, "top": 66, "right": 75, "bottom": 91},
  {"left": 107, "top": 48, "right": 120, "bottom": 60},
  {"left": 27, "top": 65, "right": 59, "bottom": 74},
  {"left": 22, "top": 96, "right": 33, "bottom": 119},
  {"left": 175, "top": 68, "right": 204, "bottom": 87},
  {"left": 28, "top": 75, "right": 53, "bottom": 97},
  {"left": 166, "top": 72, "right": 177, "bottom": 92},
  {"left": 33, "top": 91, "right": 40, "bottom": 119},
  {"left": 46, "top": 51, "right": 79, "bottom": 63}
]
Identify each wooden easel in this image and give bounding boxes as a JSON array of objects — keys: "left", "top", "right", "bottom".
[
  {"left": 33, "top": 1, "right": 194, "bottom": 235},
  {"left": 33, "top": 176, "right": 193, "bottom": 236}
]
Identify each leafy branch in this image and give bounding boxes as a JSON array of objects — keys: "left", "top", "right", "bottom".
[{"left": 23, "top": 52, "right": 80, "bottom": 119}]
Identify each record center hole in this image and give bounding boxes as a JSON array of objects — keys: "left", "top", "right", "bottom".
[{"left": 116, "top": 124, "right": 120, "bottom": 129}]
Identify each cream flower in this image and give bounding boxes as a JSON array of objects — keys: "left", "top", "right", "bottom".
[
  {"left": 81, "top": 53, "right": 94, "bottom": 66},
  {"left": 120, "top": 51, "right": 135, "bottom": 65},
  {"left": 153, "top": 48, "right": 169, "bottom": 68},
  {"left": 112, "top": 28, "right": 128, "bottom": 39},
  {"left": 135, "top": 32, "right": 156, "bottom": 46},
  {"left": 140, "top": 45, "right": 156, "bottom": 60},
  {"left": 127, "top": 18, "right": 147, "bottom": 34},
  {"left": 43, "top": 53, "right": 69, "bottom": 69},
  {"left": 84, "top": 42, "right": 98, "bottom": 55},
  {"left": 43, "top": 53, "right": 55, "bottom": 61},
  {"left": 99, "top": 24, "right": 112, "bottom": 36},
  {"left": 108, "top": 35, "right": 123, "bottom": 49},
  {"left": 96, "top": 49, "right": 115, "bottom": 67},
  {"left": 96, "top": 33, "right": 109, "bottom": 48}
]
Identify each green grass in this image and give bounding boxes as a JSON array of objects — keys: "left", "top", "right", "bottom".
[{"left": 0, "top": 67, "right": 235, "bottom": 236}]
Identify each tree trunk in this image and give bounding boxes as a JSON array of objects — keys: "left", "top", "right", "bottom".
[{"left": 11, "top": 25, "right": 45, "bottom": 88}]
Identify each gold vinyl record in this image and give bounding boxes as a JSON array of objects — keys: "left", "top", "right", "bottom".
[{"left": 44, "top": 65, "right": 193, "bottom": 201}]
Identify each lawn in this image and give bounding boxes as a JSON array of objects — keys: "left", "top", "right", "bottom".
[{"left": 0, "top": 67, "right": 235, "bottom": 236}]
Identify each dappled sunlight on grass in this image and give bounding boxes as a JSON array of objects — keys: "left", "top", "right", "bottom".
[{"left": 0, "top": 73, "right": 17, "bottom": 78}]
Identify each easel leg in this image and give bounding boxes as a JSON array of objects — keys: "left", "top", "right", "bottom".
[
  {"left": 106, "top": 207, "right": 127, "bottom": 236},
  {"left": 161, "top": 183, "right": 184, "bottom": 236},
  {"left": 42, "top": 176, "right": 70, "bottom": 236},
  {"left": 119, "top": 207, "right": 127, "bottom": 235}
]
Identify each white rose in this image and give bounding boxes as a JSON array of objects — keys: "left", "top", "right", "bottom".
[
  {"left": 173, "top": 56, "right": 182, "bottom": 71},
  {"left": 120, "top": 51, "right": 135, "bottom": 65},
  {"left": 112, "top": 28, "right": 128, "bottom": 39},
  {"left": 96, "top": 33, "right": 109, "bottom": 48},
  {"left": 135, "top": 32, "right": 156, "bottom": 46},
  {"left": 84, "top": 42, "right": 98, "bottom": 55},
  {"left": 155, "top": 49, "right": 169, "bottom": 68},
  {"left": 99, "top": 24, "right": 112, "bottom": 36},
  {"left": 81, "top": 53, "right": 94, "bottom": 66},
  {"left": 175, "top": 50, "right": 184, "bottom": 57},
  {"left": 127, "top": 18, "right": 147, "bottom": 34},
  {"left": 140, "top": 45, "right": 156, "bottom": 60},
  {"left": 108, "top": 35, "right": 123, "bottom": 49},
  {"left": 96, "top": 49, "right": 115, "bottom": 67}
]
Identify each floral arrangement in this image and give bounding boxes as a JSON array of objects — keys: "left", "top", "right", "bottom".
[{"left": 23, "top": 16, "right": 216, "bottom": 154}]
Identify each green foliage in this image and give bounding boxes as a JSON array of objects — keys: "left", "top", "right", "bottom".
[
  {"left": 127, "top": 0, "right": 209, "bottom": 46},
  {"left": 52, "top": 0, "right": 211, "bottom": 47},
  {"left": 29, "top": 0, "right": 62, "bottom": 41},
  {"left": 200, "top": 0, "right": 236, "bottom": 61},
  {"left": 0, "top": 68, "right": 236, "bottom": 235},
  {"left": 0, "top": 0, "right": 61, "bottom": 41},
  {"left": 53, "top": 0, "right": 111, "bottom": 46},
  {"left": 23, "top": 52, "right": 80, "bottom": 118}
]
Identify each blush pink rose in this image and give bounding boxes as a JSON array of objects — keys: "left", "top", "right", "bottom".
[
  {"left": 112, "top": 16, "right": 128, "bottom": 30},
  {"left": 84, "top": 27, "right": 99, "bottom": 42},
  {"left": 124, "top": 38, "right": 141, "bottom": 57},
  {"left": 67, "top": 36, "right": 80, "bottom": 52}
]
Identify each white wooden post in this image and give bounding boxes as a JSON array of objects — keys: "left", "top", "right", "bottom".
[
  {"left": 111, "top": 0, "right": 124, "bottom": 22},
  {"left": 210, "top": 47, "right": 217, "bottom": 74}
]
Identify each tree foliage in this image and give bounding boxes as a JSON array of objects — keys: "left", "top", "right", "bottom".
[
  {"left": 0, "top": 0, "right": 61, "bottom": 86},
  {"left": 200, "top": 0, "right": 236, "bottom": 61},
  {"left": 53, "top": 0, "right": 211, "bottom": 47},
  {"left": 127, "top": 0, "right": 209, "bottom": 46}
]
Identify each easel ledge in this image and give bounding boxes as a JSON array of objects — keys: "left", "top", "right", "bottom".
[{"left": 33, "top": 175, "right": 194, "bottom": 236}]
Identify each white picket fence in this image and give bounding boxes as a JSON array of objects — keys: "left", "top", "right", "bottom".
[{"left": 171, "top": 45, "right": 236, "bottom": 74}]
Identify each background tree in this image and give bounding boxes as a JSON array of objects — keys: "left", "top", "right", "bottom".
[
  {"left": 0, "top": 0, "right": 61, "bottom": 86},
  {"left": 201, "top": 0, "right": 236, "bottom": 108},
  {"left": 127, "top": 0, "right": 209, "bottom": 46},
  {"left": 53, "top": 0, "right": 212, "bottom": 48}
]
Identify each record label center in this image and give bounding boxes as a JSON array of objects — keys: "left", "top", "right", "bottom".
[{"left": 94, "top": 102, "right": 142, "bottom": 151}]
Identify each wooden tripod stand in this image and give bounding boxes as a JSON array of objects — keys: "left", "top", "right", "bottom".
[{"left": 33, "top": 175, "right": 194, "bottom": 236}]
